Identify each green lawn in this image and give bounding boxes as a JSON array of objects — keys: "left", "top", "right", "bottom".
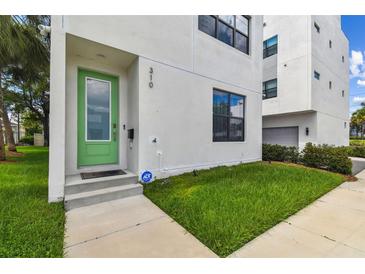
[
  {"left": 350, "top": 139, "right": 365, "bottom": 146},
  {"left": 144, "top": 162, "right": 345, "bottom": 257},
  {"left": 0, "top": 146, "right": 65, "bottom": 257}
]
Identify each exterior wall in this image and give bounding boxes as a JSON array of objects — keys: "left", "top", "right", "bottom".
[
  {"left": 310, "top": 16, "right": 349, "bottom": 121},
  {"left": 63, "top": 16, "right": 263, "bottom": 93},
  {"left": 263, "top": 16, "right": 311, "bottom": 115},
  {"left": 49, "top": 15, "right": 263, "bottom": 200},
  {"left": 126, "top": 58, "right": 140, "bottom": 174},
  {"left": 316, "top": 112, "right": 349, "bottom": 146},
  {"left": 263, "top": 112, "right": 317, "bottom": 149},
  {"left": 194, "top": 17, "right": 263, "bottom": 93},
  {"left": 137, "top": 57, "right": 262, "bottom": 178},
  {"left": 63, "top": 16, "right": 194, "bottom": 71},
  {"left": 262, "top": 15, "right": 349, "bottom": 147},
  {"left": 49, "top": 16, "right": 66, "bottom": 202}
]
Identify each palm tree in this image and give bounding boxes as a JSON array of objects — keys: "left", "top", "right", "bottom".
[
  {"left": 0, "top": 15, "right": 49, "bottom": 159},
  {"left": 0, "top": 16, "right": 23, "bottom": 159}
]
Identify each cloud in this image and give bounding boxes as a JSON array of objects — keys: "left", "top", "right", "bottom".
[
  {"left": 350, "top": 50, "right": 365, "bottom": 78},
  {"left": 350, "top": 105, "right": 362, "bottom": 115},
  {"left": 357, "top": 79, "right": 365, "bottom": 86},
  {"left": 353, "top": 96, "right": 365, "bottom": 104}
]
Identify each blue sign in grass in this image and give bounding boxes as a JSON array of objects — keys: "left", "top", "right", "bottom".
[{"left": 141, "top": 170, "right": 153, "bottom": 183}]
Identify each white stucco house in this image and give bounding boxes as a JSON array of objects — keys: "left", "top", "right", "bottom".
[
  {"left": 262, "top": 16, "right": 349, "bottom": 149},
  {"left": 48, "top": 15, "right": 263, "bottom": 206}
]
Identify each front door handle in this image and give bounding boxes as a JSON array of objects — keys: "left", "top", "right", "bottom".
[{"left": 113, "top": 123, "right": 117, "bottom": 141}]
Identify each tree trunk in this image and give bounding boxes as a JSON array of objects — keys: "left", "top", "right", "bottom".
[
  {"left": 2, "top": 106, "right": 17, "bottom": 152},
  {"left": 42, "top": 114, "right": 49, "bottom": 147},
  {"left": 0, "top": 72, "right": 6, "bottom": 161},
  {"left": 0, "top": 118, "right": 5, "bottom": 161}
]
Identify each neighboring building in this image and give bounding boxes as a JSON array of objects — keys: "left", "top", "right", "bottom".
[
  {"left": 49, "top": 16, "right": 263, "bottom": 203},
  {"left": 262, "top": 16, "right": 349, "bottom": 148},
  {"left": 11, "top": 122, "right": 26, "bottom": 144},
  {"left": 1, "top": 122, "right": 25, "bottom": 145}
]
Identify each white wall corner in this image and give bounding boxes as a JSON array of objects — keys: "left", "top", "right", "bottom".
[{"left": 48, "top": 16, "right": 66, "bottom": 202}]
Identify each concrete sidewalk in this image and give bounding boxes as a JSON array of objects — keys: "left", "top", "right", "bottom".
[
  {"left": 64, "top": 195, "right": 216, "bottom": 257},
  {"left": 230, "top": 170, "right": 365, "bottom": 258}
]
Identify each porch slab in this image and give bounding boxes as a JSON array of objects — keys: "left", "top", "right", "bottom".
[{"left": 64, "top": 195, "right": 217, "bottom": 258}]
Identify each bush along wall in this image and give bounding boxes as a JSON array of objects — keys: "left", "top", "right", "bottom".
[
  {"left": 262, "top": 144, "right": 299, "bottom": 163},
  {"left": 347, "top": 145, "right": 365, "bottom": 158},
  {"left": 262, "top": 143, "right": 352, "bottom": 175}
]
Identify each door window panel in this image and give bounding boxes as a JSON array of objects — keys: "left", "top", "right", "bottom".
[{"left": 86, "top": 78, "right": 111, "bottom": 141}]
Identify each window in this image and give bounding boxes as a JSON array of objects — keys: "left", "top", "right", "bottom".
[
  {"left": 314, "top": 70, "right": 320, "bottom": 80},
  {"left": 86, "top": 78, "right": 111, "bottom": 141},
  {"left": 329, "top": 81, "right": 332, "bottom": 89},
  {"left": 329, "top": 40, "right": 332, "bottom": 48},
  {"left": 198, "top": 15, "right": 250, "bottom": 54},
  {"left": 342, "top": 55, "right": 345, "bottom": 63},
  {"left": 263, "top": 79, "right": 277, "bottom": 100},
  {"left": 263, "top": 35, "right": 278, "bottom": 58},
  {"left": 342, "top": 90, "right": 345, "bottom": 97},
  {"left": 213, "top": 89, "right": 245, "bottom": 142},
  {"left": 344, "top": 122, "right": 347, "bottom": 129},
  {"left": 314, "top": 22, "right": 320, "bottom": 33}
]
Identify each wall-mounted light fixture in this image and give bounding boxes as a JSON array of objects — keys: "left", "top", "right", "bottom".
[{"left": 305, "top": 127, "right": 309, "bottom": 136}]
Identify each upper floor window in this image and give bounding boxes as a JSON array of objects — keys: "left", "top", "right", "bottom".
[
  {"left": 314, "top": 70, "right": 320, "bottom": 80},
  {"left": 263, "top": 35, "right": 278, "bottom": 59},
  {"left": 314, "top": 22, "right": 320, "bottom": 33},
  {"left": 329, "top": 40, "right": 332, "bottom": 48},
  {"left": 342, "top": 90, "right": 345, "bottom": 97},
  {"left": 263, "top": 79, "right": 277, "bottom": 100},
  {"left": 213, "top": 89, "right": 245, "bottom": 142},
  {"left": 342, "top": 56, "right": 345, "bottom": 63},
  {"left": 329, "top": 81, "right": 332, "bottom": 89},
  {"left": 198, "top": 15, "right": 250, "bottom": 54}
]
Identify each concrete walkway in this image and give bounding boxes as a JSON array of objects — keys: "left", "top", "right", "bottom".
[
  {"left": 230, "top": 170, "right": 365, "bottom": 258},
  {"left": 64, "top": 195, "right": 216, "bottom": 257}
]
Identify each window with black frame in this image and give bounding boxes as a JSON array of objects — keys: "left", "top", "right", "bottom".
[
  {"left": 198, "top": 15, "right": 250, "bottom": 54},
  {"left": 263, "top": 35, "right": 278, "bottom": 58},
  {"left": 213, "top": 89, "right": 245, "bottom": 142},
  {"left": 262, "top": 79, "right": 277, "bottom": 99}
]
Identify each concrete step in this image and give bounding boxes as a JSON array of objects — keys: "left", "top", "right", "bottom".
[
  {"left": 65, "top": 173, "right": 138, "bottom": 195},
  {"left": 64, "top": 184, "right": 143, "bottom": 211}
]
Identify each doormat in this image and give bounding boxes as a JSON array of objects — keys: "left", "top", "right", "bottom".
[{"left": 81, "top": 169, "right": 126, "bottom": 180}]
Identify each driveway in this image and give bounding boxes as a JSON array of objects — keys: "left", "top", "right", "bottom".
[
  {"left": 64, "top": 195, "right": 216, "bottom": 257},
  {"left": 230, "top": 170, "right": 365, "bottom": 257}
]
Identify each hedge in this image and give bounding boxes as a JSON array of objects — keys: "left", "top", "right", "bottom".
[
  {"left": 301, "top": 143, "right": 352, "bottom": 175},
  {"left": 346, "top": 145, "right": 365, "bottom": 158},
  {"left": 262, "top": 143, "right": 352, "bottom": 175},
  {"left": 262, "top": 144, "right": 299, "bottom": 163}
]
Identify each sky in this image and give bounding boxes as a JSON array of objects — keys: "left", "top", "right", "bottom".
[{"left": 341, "top": 16, "right": 365, "bottom": 116}]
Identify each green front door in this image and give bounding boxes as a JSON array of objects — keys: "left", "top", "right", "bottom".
[{"left": 77, "top": 69, "right": 119, "bottom": 166}]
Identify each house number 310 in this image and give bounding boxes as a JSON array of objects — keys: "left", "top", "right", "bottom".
[{"left": 149, "top": 67, "right": 153, "bottom": 88}]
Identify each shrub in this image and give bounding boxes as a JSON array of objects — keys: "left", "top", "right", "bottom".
[
  {"left": 347, "top": 145, "right": 365, "bottom": 158},
  {"left": 262, "top": 144, "right": 299, "bottom": 163},
  {"left": 19, "top": 135, "right": 34, "bottom": 145},
  {"left": 263, "top": 143, "right": 352, "bottom": 175},
  {"left": 301, "top": 143, "right": 352, "bottom": 175}
]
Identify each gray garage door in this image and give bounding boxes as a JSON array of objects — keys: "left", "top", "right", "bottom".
[{"left": 263, "top": 126, "right": 299, "bottom": 147}]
